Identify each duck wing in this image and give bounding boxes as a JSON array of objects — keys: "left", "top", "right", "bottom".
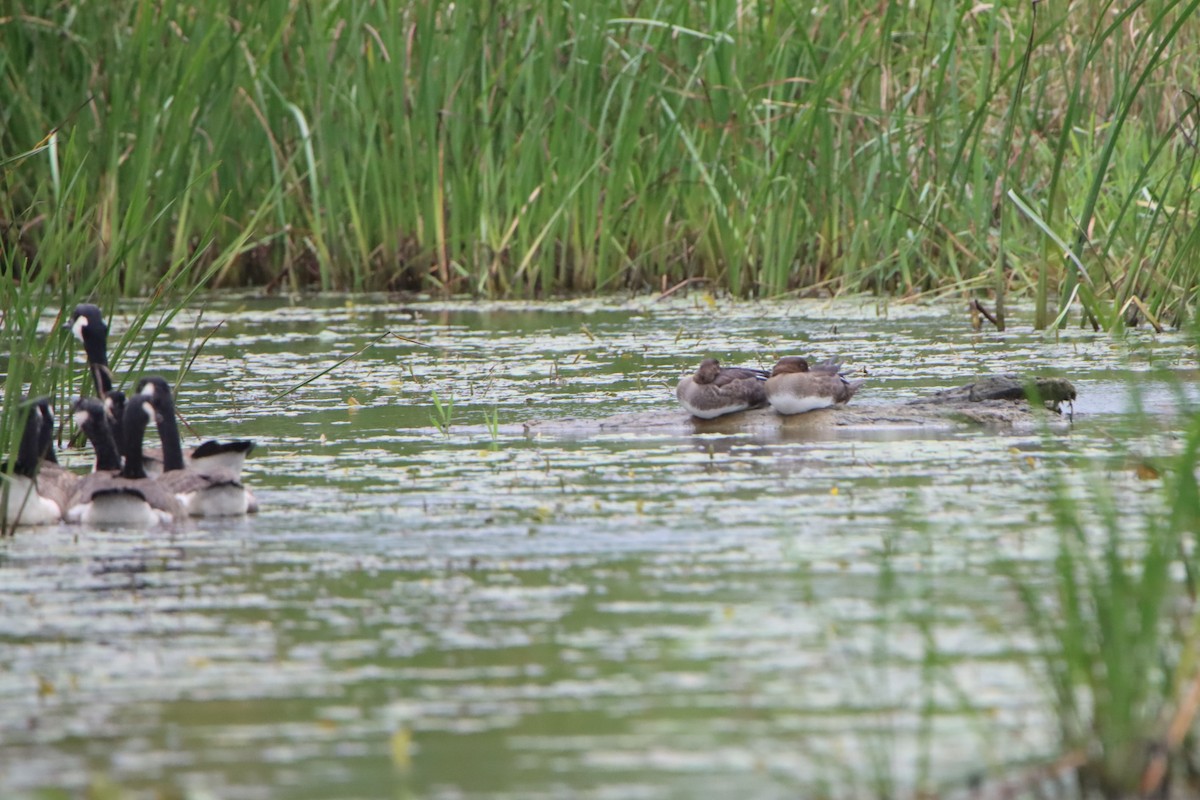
[
  {"left": 711, "top": 366, "right": 769, "bottom": 386},
  {"left": 807, "top": 357, "right": 846, "bottom": 376}
]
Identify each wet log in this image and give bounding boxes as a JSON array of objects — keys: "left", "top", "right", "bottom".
[{"left": 522, "top": 374, "right": 1076, "bottom": 437}]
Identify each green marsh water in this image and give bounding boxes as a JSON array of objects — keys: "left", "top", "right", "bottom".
[{"left": 0, "top": 296, "right": 1195, "bottom": 798}]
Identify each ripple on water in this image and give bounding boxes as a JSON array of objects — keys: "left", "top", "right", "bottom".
[{"left": 0, "top": 295, "right": 1192, "bottom": 798}]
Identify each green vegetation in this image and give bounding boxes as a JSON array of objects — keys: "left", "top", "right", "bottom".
[
  {"left": 428, "top": 389, "right": 453, "bottom": 435},
  {"left": 3, "top": 0, "right": 1198, "bottom": 324},
  {"left": 1003, "top": 403, "right": 1200, "bottom": 796},
  {"left": 483, "top": 404, "right": 501, "bottom": 443},
  {"left": 6, "top": 0, "right": 1200, "bottom": 790}
]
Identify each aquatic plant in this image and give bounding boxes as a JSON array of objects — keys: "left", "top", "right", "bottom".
[
  {"left": 484, "top": 405, "right": 501, "bottom": 443},
  {"left": 429, "top": 390, "right": 453, "bottom": 437},
  {"left": 2, "top": 0, "right": 1197, "bottom": 321},
  {"left": 0, "top": 246, "right": 89, "bottom": 534},
  {"left": 1005, "top": 405, "right": 1200, "bottom": 796}
]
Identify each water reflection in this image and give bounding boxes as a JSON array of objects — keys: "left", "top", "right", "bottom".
[{"left": 0, "top": 296, "right": 1193, "bottom": 797}]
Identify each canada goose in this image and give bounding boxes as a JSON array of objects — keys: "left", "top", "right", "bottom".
[
  {"left": 69, "top": 304, "right": 114, "bottom": 396},
  {"left": 31, "top": 399, "right": 81, "bottom": 514},
  {"left": 136, "top": 376, "right": 256, "bottom": 516},
  {"left": 2, "top": 398, "right": 75, "bottom": 526},
  {"left": 65, "top": 394, "right": 185, "bottom": 527},
  {"left": 157, "top": 467, "right": 254, "bottom": 517},
  {"left": 36, "top": 396, "right": 60, "bottom": 466},
  {"left": 101, "top": 389, "right": 129, "bottom": 465},
  {"left": 138, "top": 376, "right": 255, "bottom": 474},
  {"left": 70, "top": 304, "right": 255, "bottom": 477},
  {"left": 765, "top": 356, "right": 866, "bottom": 415},
  {"left": 80, "top": 392, "right": 247, "bottom": 520},
  {"left": 137, "top": 376, "right": 254, "bottom": 479},
  {"left": 72, "top": 398, "right": 123, "bottom": 472},
  {"left": 676, "top": 358, "right": 770, "bottom": 419},
  {"left": 101, "top": 389, "right": 173, "bottom": 477}
]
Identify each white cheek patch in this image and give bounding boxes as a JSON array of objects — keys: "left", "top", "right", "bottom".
[
  {"left": 74, "top": 410, "right": 89, "bottom": 428},
  {"left": 71, "top": 315, "right": 88, "bottom": 342},
  {"left": 769, "top": 394, "right": 835, "bottom": 415}
]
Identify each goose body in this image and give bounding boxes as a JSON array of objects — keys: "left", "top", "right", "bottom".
[
  {"left": 2, "top": 399, "right": 73, "bottom": 526},
  {"left": 3, "top": 474, "right": 63, "bottom": 527},
  {"left": 185, "top": 438, "right": 255, "bottom": 479},
  {"left": 676, "top": 358, "right": 769, "bottom": 419},
  {"left": 68, "top": 483, "right": 177, "bottom": 528},
  {"left": 158, "top": 470, "right": 253, "bottom": 516},
  {"left": 30, "top": 400, "right": 79, "bottom": 516},
  {"left": 65, "top": 395, "right": 184, "bottom": 527},
  {"left": 137, "top": 376, "right": 255, "bottom": 516},
  {"left": 765, "top": 356, "right": 865, "bottom": 415}
]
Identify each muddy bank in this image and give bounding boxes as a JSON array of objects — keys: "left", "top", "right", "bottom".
[{"left": 523, "top": 375, "right": 1076, "bottom": 437}]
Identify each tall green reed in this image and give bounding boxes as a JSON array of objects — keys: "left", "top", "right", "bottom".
[
  {"left": 2, "top": 0, "right": 1197, "bottom": 312},
  {"left": 1006, "top": 382, "right": 1200, "bottom": 795}
]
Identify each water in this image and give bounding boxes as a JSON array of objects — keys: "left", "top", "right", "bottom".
[{"left": 0, "top": 295, "right": 1194, "bottom": 799}]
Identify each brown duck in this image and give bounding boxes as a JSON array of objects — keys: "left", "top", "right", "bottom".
[
  {"left": 676, "top": 358, "right": 769, "bottom": 419},
  {"left": 765, "top": 356, "right": 864, "bottom": 415}
]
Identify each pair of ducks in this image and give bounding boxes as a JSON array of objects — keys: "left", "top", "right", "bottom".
[
  {"left": 676, "top": 356, "right": 865, "bottom": 419},
  {"left": 1, "top": 305, "right": 257, "bottom": 528}
]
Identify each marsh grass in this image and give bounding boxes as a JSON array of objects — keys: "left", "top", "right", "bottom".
[
  {"left": 429, "top": 390, "right": 453, "bottom": 437},
  {"left": 1003, "top": 389, "right": 1200, "bottom": 796},
  {"left": 2, "top": 1, "right": 1198, "bottom": 321},
  {"left": 788, "top": 503, "right": 1048, "bottom": 799},
  {"left": 483, "top": 405, "right": 501, "bottom": 443}
]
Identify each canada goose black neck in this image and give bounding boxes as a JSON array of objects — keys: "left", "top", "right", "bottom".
[
  {"left": 14, "top": 398, "right": 50, "bottom": 478},
  {"left": 133, "top": 378, "right": 256, "bottom": 517},
  {"left": 136, "top": 376, "right": 186, "bottom": 471},
  {"left": 34, "top": 401, "right": 59, "bottom": 465},
  {"left": 104, "top": 390, "right": 126, "bottom": 449},
  {"left": 64, "top": 402, "right": 184, "bottom": 525},
  {"left": 70, "top": 303, "right": 113, "bottom": 396},
  {"left": 74, "top": 398, "right": 122, "bottom": 472},
  {"left": 4, "top": 397, "right": 72, "bottom": 526},
  {"left": 119, "top": 395, "right": 156, "bottom": 480}
]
